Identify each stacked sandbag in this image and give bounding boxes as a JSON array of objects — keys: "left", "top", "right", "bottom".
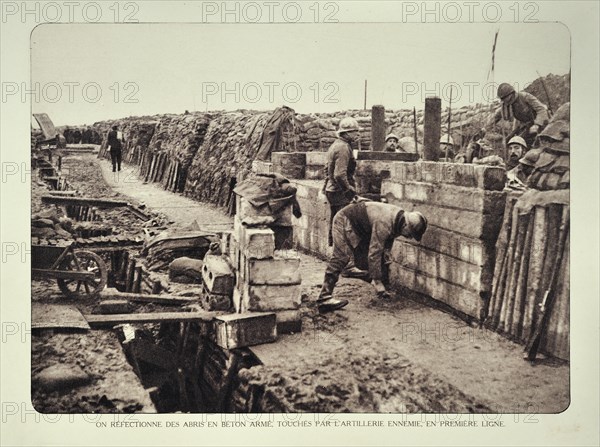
[
  {"left": 31, "top": 209, "right": 74, "bottom": 239},
  {"left": 168, "top": 256, "right": 204, "bottom": 284},
  {"left": 184, "top": 111, "right": 270, "bottom": 207}
]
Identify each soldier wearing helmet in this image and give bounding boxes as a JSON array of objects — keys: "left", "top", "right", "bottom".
[
  {"left": 384, "top": 133, "right": 399, "bottom": 152},
  {"left": 507, "top": 149, "right": 541, "bottom": 188},
  {"left": 316, "top": 199, "right": 427, "bottom": 313},
  {"left": 324, "top": 117, "right": 361, "bottom": 245},
  {"left": 506, "top": 135, "right": 528, "bottom": 170},
  {"left": 492, "top": 82, "right": 550, "bottom": 148},
  {"left": 439, "top": 134, "right": 455, "bottom": 161}
]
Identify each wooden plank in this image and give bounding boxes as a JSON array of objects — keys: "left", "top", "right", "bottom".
[
  {"left": 32, "top": 269, "right": 95, "bottom": 281},
  {"left": 85, "top": 311, "right": 216, "bottom": 327},
  {"left": 100, "top": 289, "right": 198, "bottom": 305},
  {"left": 41, "top": 195, "right": 129, "bottom": 208}
]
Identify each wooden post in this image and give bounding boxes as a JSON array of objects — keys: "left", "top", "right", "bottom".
[
  {"left": 371, "top": 105, "right": 386, "bottom": 151},
  {"left": 363, "top": 80, "right": 367, "bottom": 110},
  {"left": 126, "top": 258, "right": 136, "bottom": 293},
  {"left": 423, "top": 97, "right": 441, "bottom": 161},
  {"left": 133, "top": 266, "right": 143, "bottom": 293}
]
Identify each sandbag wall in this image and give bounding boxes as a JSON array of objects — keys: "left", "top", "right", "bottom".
[
  {"left": 381, "top": 162, "right": 507, "bottom": 321},
  {"left": 184, "top": 111, "right": 270, "bottom": 207},
  {"left": 486, "top": 190, "right": 569, "bottom": 360},
  {"left": 140, "top": 113, "right": 214, "bottom": 192},
  {"left": 295, "top": 103, "right": 499, "bottom": 155}
]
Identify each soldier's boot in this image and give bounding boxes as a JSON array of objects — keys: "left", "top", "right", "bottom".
[{"left": 317, "top": 273, "right": 348, "bottom": 313}]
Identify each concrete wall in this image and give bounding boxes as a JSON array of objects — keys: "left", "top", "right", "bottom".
[
  {"left": 275, "top": 152, "right": 508, "bottom": 322},
  {"left": 382, "top": 162, "right": 506, "bottom": 320}
]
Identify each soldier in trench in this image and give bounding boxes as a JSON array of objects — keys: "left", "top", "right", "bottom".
[
  {"left": 323, "top": 117, "right": 369, "bottom": 278},
  {"left": 316, "top": 199, "right": 428, "bottom": 313},
  {"left": 491, "top": 83, "right": 550, "bottom": 148},
  {"left": 107, "top": 125, "right": 125, "bottom": 172}
]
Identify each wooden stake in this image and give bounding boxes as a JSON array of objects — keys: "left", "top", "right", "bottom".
[{"left": 511, "top": 211, "right": 534, "bottom": 338}]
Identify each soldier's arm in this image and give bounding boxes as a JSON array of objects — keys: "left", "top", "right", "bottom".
[{"left": 522, "top": 92, "right": 550, "bottom": 126}]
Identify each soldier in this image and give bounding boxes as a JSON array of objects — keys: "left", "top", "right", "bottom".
[
  {"left": 506, "top": 135, "right": 528, "bottom": 170},
  {"left": 316, "top": 199, "right": 427, "bottom": 313},
  {"left": 107, "top": 125, "right": 124, "bottom": 172},
  {"left": 439, "top": 134, "right": 455, "bottom": 161},
  {"left": 324, "top": 117, "right": 369, "bottom": 278},
  {"left": 324, "top": 117, "right": 360, "bottom": 245},
  {"left": 506, "top": 149, "right": 540, "bottom": 189},
  {"left": 384, "top": 133, "right": 400, "bottom": 152},
  {"left": 492, "top": 83, "right": 550, "bottom": 148}
]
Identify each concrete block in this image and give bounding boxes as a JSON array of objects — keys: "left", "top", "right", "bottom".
[
  {"left": 355, "top": 151, "right": 419, "bottom": 161},
  {"left": 213, "top": 312, "right": 277, "bottom": 349},
  {"left": 98, "top": 300, "right": 131, "bottom": 314},
  {"left": 252, "top": 160, "right": 273, "bottom": 175},
  {"left": 390, "top": 225, "right": 493, "bottom": 267},
  {"left": 202, "top": 254, "right": 235, "bottom": 295},
  {"left": 305, "top": 151, "right": 328, "bottom": 166},
  {"left": 389, "top": 264, "right": 481, "bottom": 319},
  {"left": 390, "top": 162, "right": 506, "bottom": 191},
  {"left": 382, "top": 180, "right": 507, "bottom": 215},
  {"left": 272, "top": 152, "right": 306, "bottom": 179},
  {"left": 245, "top": 252, "right": 301, "bottom": 285},
  {"left": 391, "top": 240, "right": 484, "bottom": 292},
  {"left": 234, "top": 215, "right": 275, "bottom": 258},
  {"left": 240, "top": 283, "right": 302, "bottom": 312},
  {"left": 276, "top": 310, "right": 303, "bottom": 334}
]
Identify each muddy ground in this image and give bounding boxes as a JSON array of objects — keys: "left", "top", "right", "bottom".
[{"left": 31, "top": 154, "right": 569, "bottom": 414}]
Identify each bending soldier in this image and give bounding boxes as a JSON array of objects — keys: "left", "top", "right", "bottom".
[{"left": 316, "top": 200, "right": 427, "bottom": 313}]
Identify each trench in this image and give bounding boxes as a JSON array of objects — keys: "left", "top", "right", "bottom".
[{"left": 115, "top": 320, "right": 263, "bottom": 413}]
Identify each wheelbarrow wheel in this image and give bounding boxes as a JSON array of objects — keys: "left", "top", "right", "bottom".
[{"left": 57, "top": 250, "right": 107, "bottom": 298}]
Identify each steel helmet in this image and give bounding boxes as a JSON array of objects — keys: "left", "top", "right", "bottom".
[
  {"left": 404, "top": 211, "right": 428, "bottom": 242},
  {"left": 337, "top": 117, "right": 360, "bottom": 135},
  {"left": 507, "top": 136, "right": 527, "bottom": 149},
  {"left": 497, "top": 83, "right": 516, "bottom": 100},
  {"left": 519, "top": 149, "right": 541, "bottom": 167},
  {"left": 440, "top": 134, "right": 454, "bottom": 146},
  {"left": 539, "top": 120, "right": 569, "bottom": 142},
  {"left": 385, "top": 133, "right": 400, "bottom": 142}
]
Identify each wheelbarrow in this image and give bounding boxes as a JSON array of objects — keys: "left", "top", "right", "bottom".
[{"left": 32, "top": 241, "right": 107, "bottom": 298}]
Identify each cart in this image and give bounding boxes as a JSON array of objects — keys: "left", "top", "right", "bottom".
[{"left": 32, "top": 241, "right": 107, "bottom": 298}]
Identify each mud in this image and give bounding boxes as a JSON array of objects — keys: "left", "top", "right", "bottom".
[{"left": 31, "top": 154, "right": 570, "bottom": 414}]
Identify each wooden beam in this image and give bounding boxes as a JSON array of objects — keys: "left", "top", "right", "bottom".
[
  {"left": 32, "top": 269, "right": 96, "bottom": 281},
  {"left": 85, "top": 311, "right": 217, "bottom": 328},
  {"left": 41, "top": 195, "right": 130, "bottom": 208}
]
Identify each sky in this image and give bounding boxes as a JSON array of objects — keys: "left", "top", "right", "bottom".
[{"left": 31, "top": 22, "right": 570, "bottom": 126}]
